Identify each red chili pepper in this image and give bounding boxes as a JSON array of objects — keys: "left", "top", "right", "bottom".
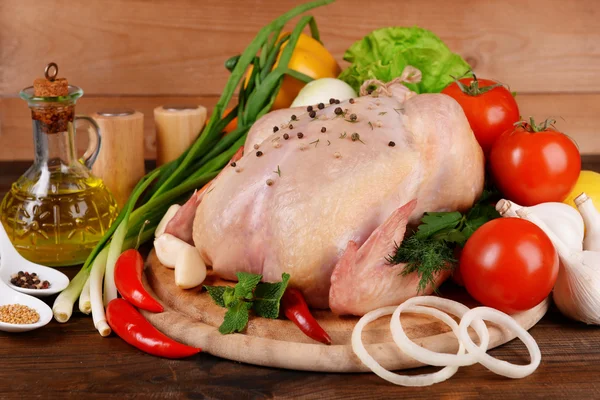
[
  {"left": 106, "top": 298, "right": 201, "bottom": 359},
  {"left": 114, "top": 249, "right": 164, "bottom": 313},
  {"left": 281, "top": 288, "right": 332, "bottom": 345}
]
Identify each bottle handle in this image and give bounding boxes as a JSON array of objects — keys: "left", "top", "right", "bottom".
[{"left": 75, "top": 115, "right": 102, "bottom": 169}]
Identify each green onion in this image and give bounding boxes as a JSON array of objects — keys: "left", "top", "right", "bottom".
[
  {"left": 53, "top": 0, "right": 334, "bottom": 325},
  {"left": 90, "top": 247, "right": 110, "bottom": 336},
  {"left": 103, "top": 169, "right": 161, "bottom": 306},
  {"left": 78, "top": 275, "right": 92, "bottom": 315},
  {"left": 53, "top": 267, "right": 90, "bottom": 322}
]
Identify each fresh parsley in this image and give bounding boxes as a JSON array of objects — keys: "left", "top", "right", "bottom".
[
  {"left": 204, "top": 272, "right": 290, "bottom": 334},
  {"left": 388, "top": 194, "right": 500, "bottom": 293}
]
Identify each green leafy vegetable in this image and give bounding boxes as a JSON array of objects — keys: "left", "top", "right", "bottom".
[
  {"left": 388, "top": 197, "right": 500, "bottom": 292},
  {"left": 414, "top": 212, "right": 462, "bottom": 239},
  {"left": 219, "top": 301, "right": 252, "bottom": 334},
  {"left": 233, "top": 272, "right": 262, "bottom": 300},
  {"left": 387, "top": 236, "right": 456, "bottom": 293},
  {"left": 339, "top": 27, "right": 470, "bottom": 94},
  {"left": 205, "top": 272, "right": 291, "bottom": 334},
  {"left": 253, "top": 273, "right": 290, "bottom": 319},
  {"left": 205, "top": 286, "right": 226, "bottom": 307}
]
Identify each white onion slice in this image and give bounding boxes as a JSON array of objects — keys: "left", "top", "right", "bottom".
[
  {"left": 458, "top": 306, "right": 541, "bottom": 379},
  {"left": 351, "top": 305, "right": 465, "bottom": 386},
  {"left": 390, "top": 296, "right": 489, "bottom": 367}
]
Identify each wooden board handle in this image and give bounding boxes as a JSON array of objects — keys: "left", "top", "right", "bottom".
[
  {"left": 91, "top": 109, "right": 145, "bottom": 208},
  {"left": 154, "top": 105, "right": 207, "bottom": 166}
]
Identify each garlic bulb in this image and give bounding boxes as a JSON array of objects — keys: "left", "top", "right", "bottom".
[
  {"left": 496, "top": 199, "right": 584, "bottom": 250},
  {"left": 517, "top": 208, "right": 600, "bottom": 325},
  {"left": 575, "top": 193, "right": 600, "bottom": 251}
]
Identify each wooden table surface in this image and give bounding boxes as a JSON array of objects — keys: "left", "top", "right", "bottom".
[{"left": 1, "top": 159, "right": 600, "bottom": 400}]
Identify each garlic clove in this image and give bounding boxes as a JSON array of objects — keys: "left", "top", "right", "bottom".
[
  {"left": 175, "top": 246, "right": 207, "bottom": 289},
  {"left": 155, "top": 204, "right": 181, "bottom": 238},
  {"left": 154, "top": 233, "right": 191, "bottom": 269},
  {"left": 497, "top": 199, "right": 584, "bottom": 251},
  {"left": 518, "top": 207, "right": 600, "bottom": 325},
  {"left": 575, "top": 193, "right": 600, "bottom": 252}
]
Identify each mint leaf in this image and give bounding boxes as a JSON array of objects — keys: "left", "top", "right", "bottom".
[
  {"left": 204, "top": 286, "right": 227, "bottom": 307},
  {"left": 414, "top": 212, "right": 462, "bottom": 239},
  {"left": 222, "top": 287, "right": 236, "bottom": 307},
  {"left": 252, "top": 273, "right": 291, "bottom": 319},
  {"left": 218, "top": 300, "right": 252, "bottom": 334},
  {"left": 234, "top": 272, "right": 262, "bottom": 300},
  {"left": 206, "top": 271, "right": 293, "bottom": 335}
]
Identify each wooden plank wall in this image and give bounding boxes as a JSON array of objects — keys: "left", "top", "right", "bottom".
[{"left": 0, "top": 0, "right": 598, "bottom": 160}]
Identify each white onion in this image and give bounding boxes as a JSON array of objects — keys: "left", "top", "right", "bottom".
[
  {"left": 290, "top": 78, "right": 357, "bottom": 108},
  {"left": 458, "top": 307, "right": 541, "bottom": 379},
  {"left": 351, "top": 305, "right": 464, "bottom": 387},
  {"left": 390, "top": 296, "right": 489, "bottom": 367}
]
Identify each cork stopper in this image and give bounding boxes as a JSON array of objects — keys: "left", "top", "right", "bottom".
[{"left": 33, "top": 63, "right": 69, "bottom": 97}]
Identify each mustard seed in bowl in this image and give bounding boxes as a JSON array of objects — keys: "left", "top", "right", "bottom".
[{"left": 0, "top": 304, "right": 40, "bottom": 325}]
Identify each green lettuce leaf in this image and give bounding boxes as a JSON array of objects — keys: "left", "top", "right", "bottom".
[{"left": 338, "top": 27, "right": 470, "bottom": 94}]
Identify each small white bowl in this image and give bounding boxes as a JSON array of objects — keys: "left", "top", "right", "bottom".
[
  {"left": 0, "top": 263, "right": 70, "bottom": 298},
  {"left": 0, "top": 281, "right": 53, "bottom": 333}
]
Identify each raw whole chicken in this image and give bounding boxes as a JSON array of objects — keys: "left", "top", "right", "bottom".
[{"left": 168, "top": 67, "right": 485, "bottom": 315}]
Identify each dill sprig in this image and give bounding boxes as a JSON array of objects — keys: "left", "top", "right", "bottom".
[
  {"left": 386, "top": 193, "right": 500, "bottom": 293},
  {"left": 387, "top": 236, "right": 456, "bottom": 294}
]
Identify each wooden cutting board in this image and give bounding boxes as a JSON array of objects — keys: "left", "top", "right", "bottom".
[{"left": 142, "top": 250, "right": 549, "bottom": 373}]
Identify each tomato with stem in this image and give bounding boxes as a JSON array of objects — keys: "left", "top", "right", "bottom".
[
  {"left": 442, "top": 73, "right": 520, "bottom": 155},
  {"left": 460, "top": 218, "right": 559, "bottom": 314},
  {"left": 490, "top": 117, "right": 581, "bottom": 206}
]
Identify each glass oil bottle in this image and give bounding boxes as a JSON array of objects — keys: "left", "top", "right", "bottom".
[{"left": 0, "top": 63, "right": 119, "bottom": 266}]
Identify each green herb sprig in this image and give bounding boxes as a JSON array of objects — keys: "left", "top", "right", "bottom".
[
  {"left": 205, "top": 272, "right": 290, "bottom": 334},
  {"left": 388, "top": 193, "right": 500, "bottom": 293}
]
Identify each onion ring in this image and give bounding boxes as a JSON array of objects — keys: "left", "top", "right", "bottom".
[
  {"left": 458, "top": 306, "right": 541, "bottom": 379},
  {"left": 351, "top": 305, "right": 465, "bottom": 386},
  {"left": 390, "top": 296, "right": 490, "bottom": 367}
]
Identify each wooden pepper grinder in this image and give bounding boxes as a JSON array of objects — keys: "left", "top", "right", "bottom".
[
  {"left": 91, "top": 108, "right": 145, "bottom": 208},
  {"left": 154, "top": 105, "right": 207, "bottom": 166}
]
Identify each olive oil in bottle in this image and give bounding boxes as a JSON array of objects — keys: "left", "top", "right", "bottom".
[
  {"left": 0, "top": 63, "right": 119, "bottom": 266},
  {"left": 1, "top": 175, "right": 118, "bottom": 266}
]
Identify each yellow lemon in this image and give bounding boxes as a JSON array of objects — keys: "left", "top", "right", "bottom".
[{"left": 564, "top": 170, "right": 600, "bottom": 212}]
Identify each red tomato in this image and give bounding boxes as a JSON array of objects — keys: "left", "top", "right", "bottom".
[
  {"left": 490, "top": 120, "right": 581, "bottom": 206},
  {"left": 460, "top": 218, "right": 558, "bottom": 314},
  {"left": 442, "top": 77, "right": 520, "bottom": 155}
]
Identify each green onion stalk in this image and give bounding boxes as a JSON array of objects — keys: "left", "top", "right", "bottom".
[{"left": 52, "top": 0, "right": 334, "bottom": 325}]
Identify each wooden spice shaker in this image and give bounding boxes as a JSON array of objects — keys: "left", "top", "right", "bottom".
[
  {"left": 154, "top": 105, "right": 207, "bottom": 166},
  {"left": 91, "top": 108, "right": 145, "bottom": 208}
]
